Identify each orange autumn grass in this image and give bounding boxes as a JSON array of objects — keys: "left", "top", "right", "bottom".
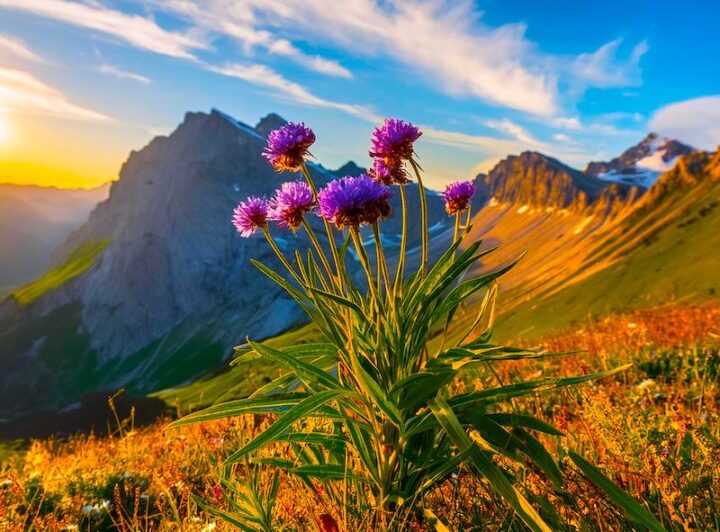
[{"left": 1, "top": 301, "right": 718, "bottom": 530}]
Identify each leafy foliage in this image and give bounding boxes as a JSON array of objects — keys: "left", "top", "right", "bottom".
[{"left": 170, "top": 126, "right": 641, "bottom": 530}]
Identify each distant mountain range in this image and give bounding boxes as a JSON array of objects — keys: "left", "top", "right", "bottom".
[
  {"left": 0, "top": 184, "right": 108, "bottom": 291},
  {"left": 0, "top": 109, "right": 717, "bottom": 420}
]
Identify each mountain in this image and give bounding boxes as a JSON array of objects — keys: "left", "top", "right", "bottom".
[
  {"left": 0, "top": 184, "right": 108, "bottom": 292},
  {"left": 0, "top": 109, "right": 445, "bottom": 418},
  {"left": 331, "top": 161, "right": 365, "bottom": 177},
  {"left": 585, "top": 133, "right": 695, "bottom": 188},
  {"left": 474, "top": 151, "right": 637, "bottom": 213}
]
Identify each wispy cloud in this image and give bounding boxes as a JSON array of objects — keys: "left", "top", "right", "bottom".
[
  {"left": 162, "top": 0, "right": 648, "bottom": 117},
  {"left": 0, "top": 33, "right": 44, "bottom": 63},
  {"left": 570, "top": 38, "right": 648, "bottom": 89},
  {"left": 649, "top": 95, "right": 720, "bottom": 150},
  {"left": 98, "top": 63, "right": 152, "bottom": 85},
  {"left": 148, "top": 0, "right": 352, "bottom": 78},
  {"left": 484, "top": 118, "right": 546, "bottom": 147},
  {"left": 0, "top": 0, "right": 205, "bottom": 60},
  {"left": 208, "top": 63, "right": 378, "bottom": 121},
  {"left": 0, "top": 67, "right": 112, "bottom": 122}
]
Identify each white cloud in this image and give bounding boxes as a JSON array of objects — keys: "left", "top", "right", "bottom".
[
  {"left": 208, "top": 63, "right": 379, "bottom": 121},
  {"left": 570, "top": 38, "right": 648, "bottom": 89},
  {"left": 152, "top": 0, "right": 352, "bottom": 78},
  {"left": 220, "top": 0, "right": 560, "bottom": 115},
  {"left": 553, "top": 133, "right": 571, "bottom": 142},
  {"left": 99, "top": 64, "right": 152, "bottom": 84},
  {"left": 0, "top": 33, "right": 44, "bottom": 63},
  {"left": 0, "top": 67, "right": 112, "bottom": 122},
  {"left": 0, "top": 0, "right": 206, "bottom": 60},
  {"left": 552, "top": 117, "right": 582, "bottom": 130},
  {"left": 484, "top": 118, "right": 545, "bottom": 147},
  {"left": 649, "top": 96, "right": 720, "bottom": 150}
]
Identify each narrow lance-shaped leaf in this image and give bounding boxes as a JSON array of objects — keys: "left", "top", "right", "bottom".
[
  {"left": 569, "top": 452, "right": 666, "bottom": 532},
  {"left": 226, "top": 389, "right": 352, "bottom": 464}
]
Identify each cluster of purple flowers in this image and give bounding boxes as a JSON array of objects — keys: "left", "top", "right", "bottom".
[
  {"left": 442, "top": 180, "right": 476, "bottom": 215},
  {"left": 232, "top": 196, "right": 269, "bottom": 237},
  {"left": 233, "top": 119, "right": 475, "bottom": 237},
  {"left": 368, "top": 118, "right": 421, "bottom": 186},
  {"left": 317, "top": 175, "right": 392, "bottom": 229},
  {"left": 268, "top": 181, "right": 315, "bottom": 231},
  {"left": 262, "top": 122, "right": 315, "bottom": 172}
]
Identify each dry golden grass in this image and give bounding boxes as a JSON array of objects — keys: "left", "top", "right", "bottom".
[{"left": 1, "top": 302, "right": 718, "bottom": 530}]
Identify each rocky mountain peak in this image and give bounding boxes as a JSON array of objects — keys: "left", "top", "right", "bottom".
[
  {"left": 474, "top": 151, "right": 627, "bottom": 211},
  {"left": 585, "top": 133, "right": 695, "bottom": 188},
  {"left": 331, "top": 160, "right": 366, "bottom": 177},
  {"left": 255, "top": 112, "right": 288, "bottom": 137}
]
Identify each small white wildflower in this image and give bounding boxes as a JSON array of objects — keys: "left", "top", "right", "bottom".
[
  {"left": 636, "top": 378, "right": 655, "bottom": 391},
  {"left": 627, "top": 322, "right": 637, "bottom": 329},
  {"left": 201, "top": 523, "right": 217, "bottom": 532}
]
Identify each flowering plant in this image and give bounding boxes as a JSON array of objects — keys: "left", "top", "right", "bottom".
[{"left": 173, "top": 119, "right": 643, "bottom": 530}]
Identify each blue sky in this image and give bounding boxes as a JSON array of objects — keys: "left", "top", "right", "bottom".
[{"left": 0, "top": 0, "right": 718, "bottom": 188}]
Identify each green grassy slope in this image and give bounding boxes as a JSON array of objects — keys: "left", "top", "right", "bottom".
[
  {"left": 9, "top": 240, "right": 108, "bottom": 306},
  {"left": 495, "top": 173, "right": 720, "bottom": 341}
]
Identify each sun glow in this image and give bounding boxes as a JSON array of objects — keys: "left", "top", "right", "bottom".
[{"left": 0, "top": 113, "right": 12, "bottom": 147}]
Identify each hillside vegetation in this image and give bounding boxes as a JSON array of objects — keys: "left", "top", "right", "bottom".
[{"left": 2, "top": 303, "right": 717, "bottom": 529}]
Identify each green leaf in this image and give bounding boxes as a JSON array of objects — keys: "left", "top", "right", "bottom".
[
  {"left": 291, "top": 464, "right": 366, "bottom": 482},
  {"left": 249, "top": 341, "right": 343, "bottom": 392},
  {"left": 451, "top": 364, "right": 632, "bottom": 407},
  {"left": 347, "top": 348, "right": 403, "bottom": 427},
  {"left": 225, "top": 389, "right": 351, "bottom": 464},
  {"left": 485, "top": 413, "right": 564, "bottom": 436},
  {"left": 569, "top": 452, "right": 666, "bottom": 532},
  {"left": 512, "top": 428, "right": 563, "bottom": 490},
  {"left": 309, "top": 287, "right": 365, "bottom": 317},
  {"left": 167, "top": 393, "right": 311, "bottom": 428},
  {"left": 429, "top": 397, "right": 551, "bottom": 532},
  {"left": 191, "top": 495, "right": 259, "bottom": 532}
]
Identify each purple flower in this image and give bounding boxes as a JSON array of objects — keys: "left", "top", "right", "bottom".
[
  {"left": 232, "top": 196, "right": 269, "bottom": 237},
  {"left": 442, "top": 180, "right": 476, "bottom": 215},
  {"left": 263, "top": 122, "right": 316, "bottom": 172},
  {"left": 317, "top": 175, "right": 392, "bottom": 229},
  {"left": 370, "top": 118, "right": 422, "bottom": 161},
  {"left": 268, "top": 181, "right": 315, "bottom": 231},
  {"left": 368, "top": 157, "right": 408, "bottom": 186}
]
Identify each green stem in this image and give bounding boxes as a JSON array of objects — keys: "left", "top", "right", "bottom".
[
  {"left": 261, "top": 226, "right": 303, "bottom": 286},
  {"left": 301, "top": 219, "right": 336, "bottom": 290},
  {"left": 300, "top": 163, "right": 343, "bottom": 286},
  {"left": 372, "top": 222, "right": 392, "bottom": 300},
  {"left": 349, "top": 227, "right": 379, "bottom": 306},
  {"left": 453, "top": 212, "right": 461, "bottom": 245},
  {"left": 393, "top": 184, "right": 408, "bottom": 295},
  {"left": 409, "top": 159, "right": 429, "bottom": 275}
]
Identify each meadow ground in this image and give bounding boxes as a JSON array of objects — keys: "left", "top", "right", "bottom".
[{"left": 1, "top": 302, "right": 718, "bottom": 530}]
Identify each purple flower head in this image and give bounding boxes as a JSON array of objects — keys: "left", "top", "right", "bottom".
[
  {"left": 268, "top": 181, "right": 315, "bottom": 231},
  {"left": 232, "top": 196, "right": 269, "bottom": 237},
  {"left": 442, "top": 180, "right": 476, "bottom": 215},
  {"left": 263, "top": 122, "right": 315, "bottom": 172},
  {"left": 368, "top": 157, "right": 408, "bottom": 186},
  {"left": 370, "top": 118, "right": 422, "bottom": 161},
  {"left": 318, "top": 175, "right": 392, "bottom": 229}
]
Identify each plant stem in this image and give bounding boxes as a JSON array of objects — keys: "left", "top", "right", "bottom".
[
  {"left": 261, "top": 226, "right": 303, "bottom": 286},
  {"left": 349, "top": 227, "right": 379, "bottom": 306},
  {"left": 393, "top": 184, "right": 408, "bottom": 295},
  {"left": 453, "top": 212, "right": 461, "bottom": 244},
  {"left": 372, "top": 222, "right": 392, "bottom": 299},
  {"left": 300, "top": 163, "right": 343, "bottom": 286},
  {"left": 409, "top": 159, "right": 429, "bottom": 275},
  {"left": 302, "top": 219, "right": 336, "bottom": 290}
]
